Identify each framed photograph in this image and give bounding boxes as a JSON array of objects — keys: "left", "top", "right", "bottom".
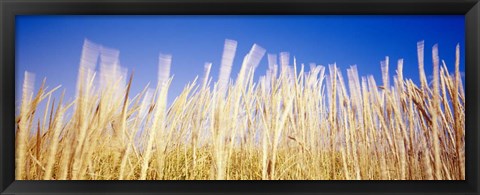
[{"left": 1, "top": 0, "right": 479, "bottom": 194}]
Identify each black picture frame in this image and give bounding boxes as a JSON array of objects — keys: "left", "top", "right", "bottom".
[{"left": 1, "top": 0, "right": 479, "bottom": 194}]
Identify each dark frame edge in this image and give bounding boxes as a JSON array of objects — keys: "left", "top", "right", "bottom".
[
  {"left": 0, "top": 0, "right": 16, "bottom": 194},
  {"left": 466, "top": 1, "right": 480, "bottom": 194},
  {"left": 1, "top": 0, "right": 480, "bottom": 195},
  {"left": 0, "top": 0, "right": 3, "bottom": 193},
  {"left": 0, "top": 0, "right": 478, "bottom": 15},
  {"left": 0, "top": 0, "right": 3, "bottom": 191}
]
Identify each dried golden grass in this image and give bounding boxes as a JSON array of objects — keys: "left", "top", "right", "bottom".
[{"left": 15, "top": 40, "right": 465, "bottom": 180}]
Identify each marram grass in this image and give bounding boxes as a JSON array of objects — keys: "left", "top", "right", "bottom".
[{"left": 15, "top": 39, "right": 465, "bottom": 180}]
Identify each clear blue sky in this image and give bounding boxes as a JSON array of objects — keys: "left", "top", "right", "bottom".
[{"left": 16, "top": 15, "right": 465, "bottom": 109}]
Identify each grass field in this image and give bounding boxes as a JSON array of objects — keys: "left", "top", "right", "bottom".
[{"left": 15, "top": 40, "right": 465, "bottom": 180}]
